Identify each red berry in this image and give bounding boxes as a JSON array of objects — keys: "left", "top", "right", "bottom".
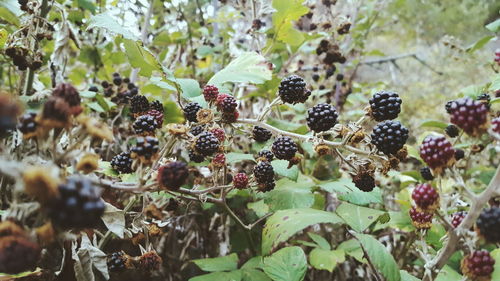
[
  {"left": 211, "top": 153, "right": 226, "bottom": 168},
  {"left": 409, "top": 206, "right": 433, "bottom": 229},
  {"left": 411, "top": 183, "right": 439, "bottom": 212},
  {"left": 203, "top": 85, "right": 219, "bottom": 102},
  {"left": 451, "top": 211, "right": 467, "bottom": 228},
  {"left": 492, "top": 117, "right": 500, "bottom": 134},
  {"left": 419, "top": 135, "right": 455, "bottom": 172},
  {"left": 233, "top": 173, "right": 249, "bottom": 189},
  {"left": 461, "top": 250, "right": 495, "bottom": 280},
  {"left": 448, "top": 98, "right": 489, "bottom": 136},
  {"left": 210, "top": 128, "right": 225, "bottom": 142}
]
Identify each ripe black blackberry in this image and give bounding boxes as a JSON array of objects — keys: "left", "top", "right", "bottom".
[
  {"left": 352, "top": 172, "right": 375, "bottom": 192},
  {"left": 448, "top": 97, "right": 489, "bottom": 136},
  {"left": 451, "top": 211, "right": 467, "bottom": 228},
  {"left": 130, "top": 95, "right": 150, "bottom": 115},
  {"left": 194, "top": 131, "right": 220, "bottom": 156},
  {"left": 158, "top": 161, "right": 189, "bottom": 191},
  {"left": 107, "top": 251, "right": 128, "bottom": 272},
  {"left": 18, "top": 112, "right": 38, "bottom": 137},
  {"left": 419, "top": 135, "right": 455, "bottom": 171},
  {"left": 216, "top": 95, "right": 238, "bottom": 113},
  {"left": 445, "top": 100, "right": 454, "bottom": 114},
  {"left": 133, "top": 115, "right": 158, "bottom": 136},
  {"left": 253, "top": 126, "right": 272, "bottom": 142},
  {"left": 183, "top": 102, "right": 202, "bottom": 122},
  {"left": 257, "top": 150, "right": 274, "bottom": 162},
  {"left": 278, "top": 75, "right": 311, "bottom": 104},
  {"left": 190, "top": 125, "right": 205, "bottom": 136},
  {"left": 445, "top": 124, "right": 459, "bottom": 138},
  {"left": 420, "top": 167, "right": 434, "bottom": 181},
  {"left": 312, "top": 74, "right": 320, "bottom": 82},
  {"left": 48, "top": 177, "right": 105, "bottom": 228},
  {"left": 113, "top": 76, "right": 122, "bottom": 86},
  {"left": 111, "top": 152, "right": 133, "bottom": 174},
  {"left": 370, "top": 120, "right": 409, "bottom": 155},
  {"left": 306, "top": 103, "right": 338, "bottom": 132},
  {"left": 150, "top": 100, "right": 164, "bottom": 113},
  {"left": 101, "top": 81, "right": 110, "bottom": 88},
  {"left": 131, "top": 136, "right": 159, "bottom": 161},
  {"left": 454, "top": 149, "right": 465, "bottom": 160},
  {"left": 368, "top": 91, "right": 402, "bottom": 121},
  {"left": 88, "top": 86, "right": 99, "bottom": 92},
  {"left": 476, "top": 207, "right": 500, "bottom": 243},
  {"left": 188, "top": 150, "right": 205, "bottom": 163},
  {"left": 272, "top": 136, "right": 298, "bottom": 160},
  {"left": 253, "top": 161, "right": 275, "bottom": 184},
  {"left": 461, "top": 250, "right": 495, "bottom": 280}
]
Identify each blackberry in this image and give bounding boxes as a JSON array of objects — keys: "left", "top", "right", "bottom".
[
  {"left": 194, "top": 131, "right": 220, "bottom": 156},
  {"left": 233, "top": 173, "right": 249, "bottom": 189},
  {"left": 258, "top": 181, "right": 276, "bottom": 192},
  {"left": 210, "top": 128, "right": 225, "bottom": 142},
  {"left": 221, "top": 110, "right": 239, "bottom": 123},
  {"left": 352, "top": 172, "right": 375, "bottom": 192},
  {"left": 253, "top": 161, "right": 275, "bottom": 184},
  {"left": 107, "top": 251, "right": 128, "bottom": 272},
  {"left": 448, "top": 97, "right": 489, "bottom": 136},
  {"left": 451, "top": 211, "right": 467, "bottom": 228},
  {"left": 133, "top": 115, "right": 158, "bottom": 136},
  {"left": 18, "top": 112, "right": 38, "bottom": 137},
  {"left": 130, "top": 95, "right": 150, "bottom": 115},
  {"left": 113, "top": 76, "right": 122, "bottom": 86},
  {"left": 216, "top": 94, "right": 237, "bottom": 113},
  {"left": 89, "top": 86, "right": 99, "bottom": 92},
  {"left": 257, "top": 150, "right": 274, "bottom": 162},
  {"left": 445, "top": 100, "right": 454, "bottom": 113},
  {"left": 461, "top": 250, "right": 495, "bottom": 280},
  {"left": 146, "top": 109, "right": 163, "bottom": 127},
  {"left": 454, "top": 149, "right": 465, "bottom": 160},
  {"left": 420, "top": 167, "right": 434, "bottom": 181},
  {"left": 131, "top": 136, "right": 160, "bottom": 161},
  {"left": 0, "top": 236, "right": 40, "bottom": 274},
  {"left": 476, "top": 207, "right": 500, "bottom": 243},
  {"left": 272, "top": 136, "right": 298, "bottom": 160},
  {"left": 211, "top": 153, "right": 226, "bottom": 168},
  {"left": 312, "top": 74, "right": 320, "bottom": 82},
  {"left": 278, "top": 75, "right": 311, "bottom": 104},
  {"left": 190, "top": 125, "right": 205, "bottom": 136},
  {"left": 101, "top": 81, "right": 110, "bottom": 88},
  {"left": 52, "top": 83, "right": 81, "bottom": 108},
  {"left": 411, "top": 183, "right": 439, "bottom": 212},
  {"left": 370, "top": 120, "right": 409, "bottom": 155},
  {"left": 183, "top": 102, "right": 202, "bottom": 122},
  {"left": 409, "top": 206, "right": 433, "bottom": 229},
  {"left": 203, "top": 85, "right": 219, "bottom": 102},
  {"left": 419, "top": 135, "right": 455, "bottom": 171},
  {"left": 445, "top": 124, "right": 459, "bottom": 138},
  {"left": 492, "top": 117, "right": 500, "bottom": 134},
  {"left": 138, "top": 251, "right": 162, "bottom": 271},
  {"left": 306, "top": 103, "right": 338, "bottom": 132},
  {"left": 252, "top": 126, "right": 272, "bottom": 142},
  {"left": 368, "top": 91, "right": 402, "bottom": 121},
  {"left": 188, "top": 150, "right": 205, "bottom": 163},
  {"left": 39, "top": 97, "right": 71, "bottom": 128},
  {"left": 336, "top": 74, "right": 344, "bottom": 81},
  {"left": 158, "top": 161, "right": 189, "bottom": 191},
  {"left": 111, "top": 152, "right": 133, "bottom": 174},
  {"left": 48, "top": 177, "right": 105, "bottom": 228},
  {"left": 150, "top": 100, "right": 164, "bottom": 113}
]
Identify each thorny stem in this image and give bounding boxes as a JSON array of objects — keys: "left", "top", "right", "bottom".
[{"left": 257, "top": 97, "right": 281, "bottom": 122}]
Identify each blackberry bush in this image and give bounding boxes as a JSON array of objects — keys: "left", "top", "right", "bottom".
[
  {"left": 370, "top": 120, "right": 409, "bottom": 155},
  {"left": 306, "top": 103, "right": 338, "bottom": 132}
]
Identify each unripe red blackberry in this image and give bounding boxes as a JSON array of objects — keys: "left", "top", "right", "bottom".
[
  {"left": 278, "top": 75, "right": 311, "bottom": 104},
  {"left": 411, "top": 183, "right": 439, "bottom": 212},
  {"left": 368, "top": 91, "right": 402, "bottom": 121},
  {"left": 216, "top": 94, "right": 237, "bottom": 113},
  {"left": 133, "top": 115, "right": 158, "bottom": 136},
  {"left": 183, "top": 102, "right": 202, "bottom": 122},
  {"left": 420, "top": 167, "right": 434, "bottom": 181},
  {"left": 130, "top": 95, "right": 150, "bottom": 115},
  {"left": 409, "top": 206, "right": 433, "bottom": 229},
  {"left": 448, "top": 97, "right": 489, "bottom": 136},
  {"left": 211, "top": 153, "right": 226, "bottom": 168},
  {"left": 257, "top": 150, "right": 274, "bottom": 162},
  {"left": 146, "top": 109, "right": 163, "bottom": 127},
  {"left": 492, "top": 117, "right": 500, "bottom": 134},
  {"left": 131, "top": 136, "right": 160, "bottom": 162},
  {"left": 210, "top": 128, "right": 225, "bottom": 142},
  {"left": 476, "top": 207, "right": 500, "bottom": 243},
  {"left": 203, "top": 85, "right": 219, "bottom": 102},
  {"left": 0, "top": 236, "right": 40, "bottom": 274},
  {"left": 158, "top": 161, "right": 189, "bottom": 191},
  {"left": 253, "top": 126, "right": 272, "bottom": 142},
  {"left": 111, "top": 152, "right": 133, "bottom": 174},
  {"left": 18, "top": 112, "right": 38, "bottom": 138},
  {"left": 107, "top": 251, "right": 128, "bottom": 272},
  {"left": 352, "top": 172, "right": 375, "bottom": 192},
  {"left": 306, "top": 103, "right": 338, "bottom": 132},
  {"left": 272, "top": 136, "right": 298, "bottom": 160},
  {"left": 445, "top": 124, "right": 459, "bottom": 138},
  {"left": 419, "top": 135, "right": 455, "bottom": 172},
  {"left": 188, "top": 150, "right": 205, "bottom": 163},
  {"left": 461, "top": 250, "right": 495, "bottom": 280},
  {"left": 451, "top": 211, "right": 467, "bottom": 228},
  {"left": 150, "top": 100, "right": 164, "bottom": 113},
  {"left": 253, "top": 161, "right": 275, "bottom": 184},
  {"left": 194, "top": 131, "right": 220, "bottom": 156},
  {"left": 48, "top": 177, "right": 105, "bottom": 228},
  {"left": 370, "top": 120, "right": 409, "bottom": 155},
  {"left": 233, "top": 173, "right": 249, "bottom": 189},
  {"left": 454, "top": 149, "right": 465, "bottom": 160}
]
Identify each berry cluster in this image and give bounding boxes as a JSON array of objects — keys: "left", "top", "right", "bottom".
[
  {"left": 447, "top": 97, "right": 489, "bottom": 136},
  {"left": 370, "top": 120, "right": 409, "bottom": 155},
  {"left": 419, "top": 135, "right": 455, "bottom": 173},
  {"left": 461, "top": 250, "right": 495, "bottom": 280},
  {"left": 99, "top": 73, "right": 139, "bottom": 104}
]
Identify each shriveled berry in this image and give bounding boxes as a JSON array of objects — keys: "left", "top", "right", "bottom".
[
  {"left": 370, "top": 120, "right": 409, "bottom": 155},
  {"left": 369, "top": 91, "right": 402, "bottom": 121},
  {"left": 233, "top": 173, "right": 249, "bottom": 189},
  {"left": 183, "top": 102, "right": 202, "bottom": 122},
  {"left": 158, "top": 161, "right": 189, "bottom": 191},
  {"left": 138, "top": 251, "right": 162, "bottom": 271},
  {"left": 411, "top": 183, "right": 439, "bottom": 212},
  {"left": 419, "top": 135, "right": 455, "bottom": 171},
  {"left": 253, "top": 126, "right": 272, "bottom": 142},
  {"left": 272, "top": 136, "right": 298, "bottom": 160},
  {"left": 352, "top": 172, "right": 375, "bottom": 192},
  {"left": 306, "top": 103, "right": 338, "bottom": 132},
  {"left": 278, "top": 75, "right": 311, "bottom": 104}
]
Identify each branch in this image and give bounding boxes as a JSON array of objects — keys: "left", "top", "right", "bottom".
[{"left": 360, "top": 53, "right": 443, "bottom": 75}]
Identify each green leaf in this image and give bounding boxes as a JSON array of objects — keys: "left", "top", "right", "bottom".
[
  {"left": 272, "top": 0, "right": 309, "bottom": 46},
  {"left": 87, "top": 102, "right": 105, "bottom": 112},
  {"left": 336, "top": 202, "right": 385, "bottom": 232},
  {"left": 466, "top": 35, "right": 495, "bottom": 53},
  {"left": 192, "top": 253, "right": 239, "bottom": 272},
  {"left": 163, "top": 101, "right": 184, "bottom": 124},
  {"left": 264, "top": 186, "right": 314, "bottom": 211},
  {"left": 354, "top": 233, "right": 401, "bottom": 281},
  {"left": 0, "top": 7, "right": 19, "bottom": 26},
  {"left": 307, "top": 232, "right": 330, "bottom": 250},
  {"left": 241, "top": 256, "right": 264, "bottom": 269},
  {"left": 226, "top": 153, "right": 256, "bottom": 164},
  {"left": 242, "top": 269, "right": 272, "bottom": 281},
  {"left": 435, "top": 265, "right": 462, "bottom": 281},
  {"left": 262, "top": 208, "right": 343, "bottom": 254},
  {"left": 0, "top": 0, "right": 21, "bottom": 16},
  {"left": 263, "top": 247, "right": 307, "bottom": 281},
  {"left": 337, "top": 239, "right": 364, "bottom": 262},
  {"left": 122, "top": 39, "right": 163, "bottom": 77},
  {"left": 319, "top": 178, "right": 382, "bottom": 205},
  {"left": 0, "top": 29, "right": 8, "bottom": 48},
  {"left": 247, "top": 200, "right": 269, "bottom": 218},
  {"left": 309, "top": 248, "right": 345, "bottom": 272},
  {"left": 150, "top": 76, "right": 176, "bottom": 91},
  {"left": 419, "top": 120, "right": 448, "bottom": 129},
  {"left": 486, "top": 18, "right": 500, "bottom": 32},
  {"left": 400, "top": 270, "right": 420, "bottom": 281},
  {"left": 207, "top": 52, "right": 272, "bottom": 88},
  {"left": 488, "top": 75, "right": 500, "bottom": 92},
  {"left": 189, "top": 270, "right": 242, "bottom": 281},
  {"left": 77, "top": 0, "right": 96, "bottom": 13},
  {"left": 87, "top": 13, "right": 138, "bottom": 40},
  {"left": 178, "top": 78, "right": 202, "bottom": 98},
  {"left": 490, "top": 248, "right": 500, "bottom": 281},
  {"left": 271, "top": 160, "right": 299, "bottom": 181}
]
